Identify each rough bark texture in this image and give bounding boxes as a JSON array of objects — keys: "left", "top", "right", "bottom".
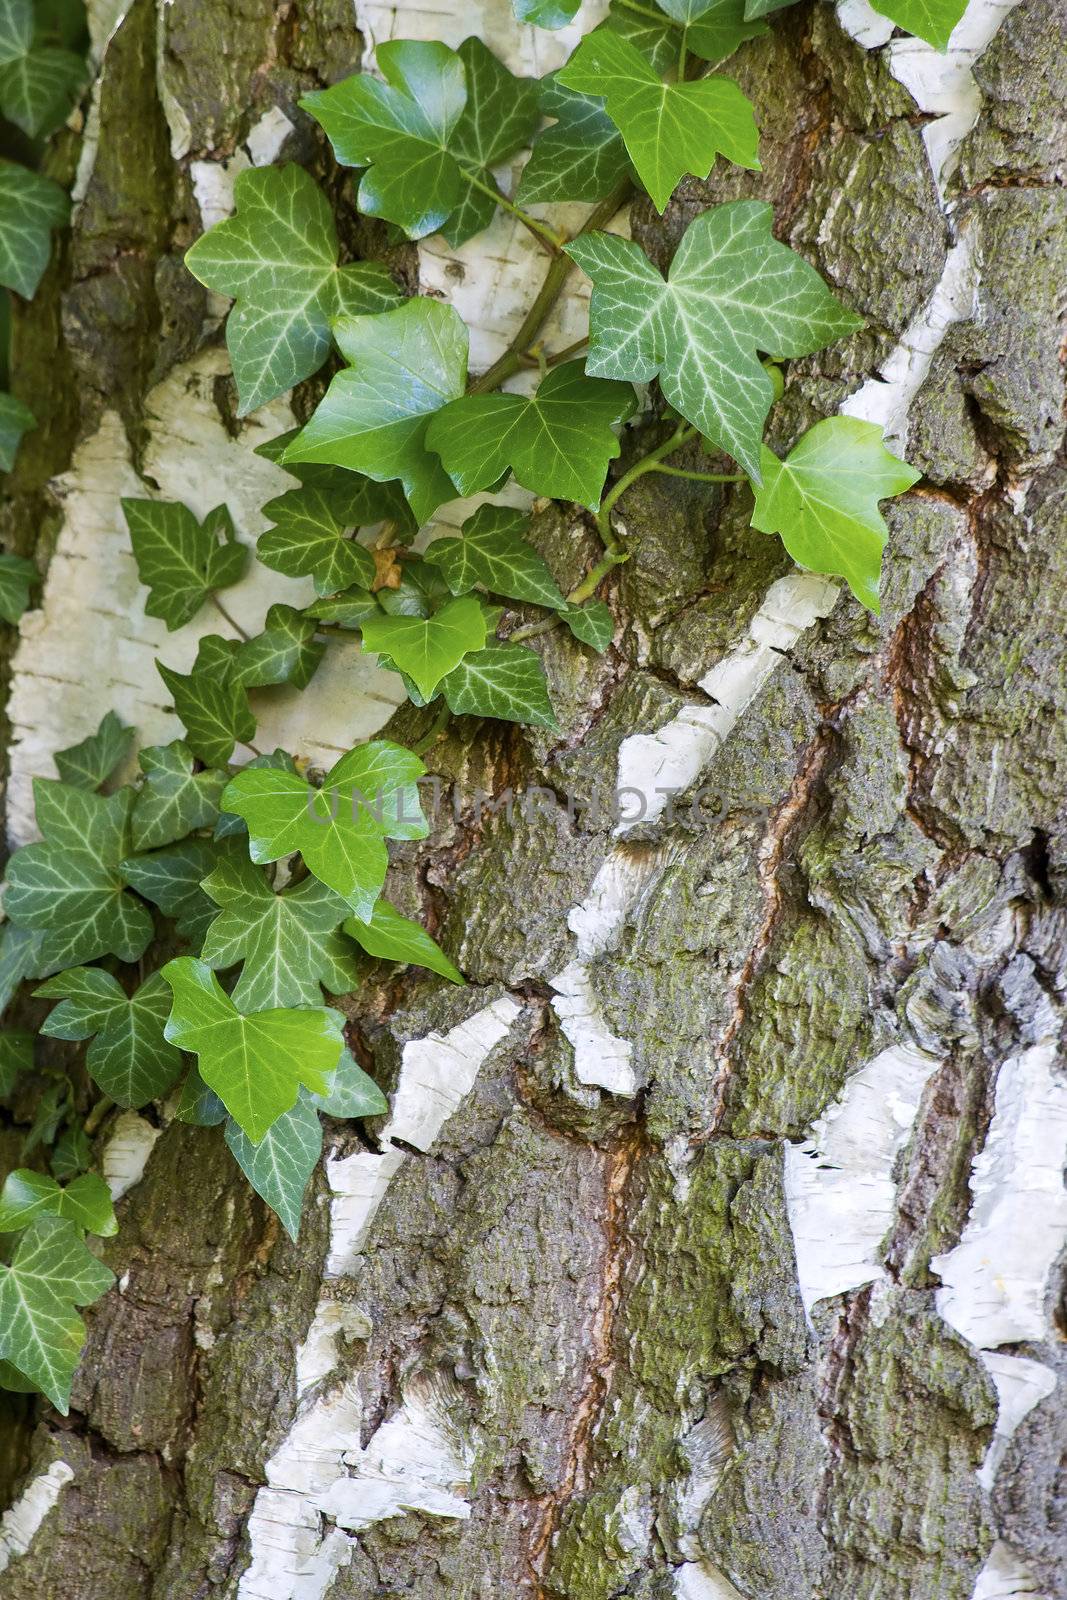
[{"left": 1, "top": 2, "right": 1065, "bottom": 1598}]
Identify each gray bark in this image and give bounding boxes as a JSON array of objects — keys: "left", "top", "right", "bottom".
[{"left": 1, "top": 2, "right": 1065, "bottom": 1598}]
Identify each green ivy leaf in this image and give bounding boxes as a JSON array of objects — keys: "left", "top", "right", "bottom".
[
  {"left": 5, "top": 783, "right": 154, "bottom": 968},
  {"left": 184, "top": 164, "right": 401, "bottom": 414},
  {"left": 0, "top": 1030, "right": 33, "bottom": 1096},
  {"left": 869, "top": 0, "right": 966, "bottom": 49},
  {"left": 567, "top": 201, "right": 861, "bottom": 480},
  {"left": 200, "top": 852, "right": 360, "bottom": 1010},
  {"left": 513, "top": 0, "right": 580, "bottom": 26},
  {"left": 0, "top": 161, "right": 69, "bottom": 299},
  {"left": 344, "top": 899, "right": 462, "bottom": 984},
  {"left": 0, "top": 44, "right": 83, "bottom": 136},
  {"left": 652, "top": 0, "right": 768, "bottom": 63},
  {"left": 427, "top": 362, "right": 636, "bottom": 509},
  {"left": 121, "top": 837, "right": 228, "bottom": 944},
  {"left": 0, "top": 926, "right": 45, "bottom": 1010},
  {"left": 0, "top": 551, "right": 37, "bottom": 622},
  {"left": 220, "top": 741, "right": 427, "bottom": 918},
  {"left": 561, "top": 599, "right": 614, "bottom": 651},
  {"left": 231, "top": 603, "right": 324, "bottom": 691},
  {"left": 36, "top": 968, "right": 183, "bottom": 1108},
  {"left": 161, "top": 956, "right": 345, "bottom": 1142},
  {"left": 0, "top": 0, "right": 32, "bottom": 64},
  {"left": 254, "top": 430, "right": 418, "bottom": 535},
  {"left": 257, "top": 486, "right": 378, "bottom": 596},
  {"left": 302, "top": 39, "right": 539, "bottom": 246},
  {"left": 360, "top": 594, "right": 486, "bottom": 700},
  {"left": 516, "top": 73, "right": 630, "bottom": 208},
  {"left": 121, "top": 499, "right": 247, "bottom": 631},
  {"left": 174, "top": 1065, "right": 227, "bottom": 1126},
  {"left": 0, "top": 390, "right": 34, "bottom": 471},
  {"left": 214, "top": 750, "right": 296, "bottom": 840},
  {"left": 376, "top": 559, "right": 452, "bottom": 620},
  {"left": 284, "top": 298, "right": 468, "bottom": 525},
  {"left": 440, "top": 641, "right": 556, "bottom": 727},
  {"left": 50, "top": 1125, "right": 91, "bottom": 1182},
  {"left": 315, "top": 1048, "right": 388, "bottom": 1118},
  {"left": 425, "top": 505, "right": 565, "bottom": 609},
  {"left": 742, "top": 0, "right": 796, "bottom": 14},
  {"left": 305, "top": 588, "right": 379, "bottom": 630},
  {"left": 0, "top": 1215, "right": 114, "bottom": 1412},
  {"left": 750, "top": 416, "right": 920, "bottom": 613},
  {"left": 130, "top": 741, "right": 228, "bottom": 850},
  {"left": 224, "top": 1095, "right": 322, "bottom": 1241},
  {"left": 0, "top": 1170, "right": 116, "bottom": 1236},
  {"left": 157, "top": 639, "right": 255, "bottom": 767},
  {"left": 557, "top": 30, "right": 759, "bottom": 212},
  {"left": 54, "top": 711, "right": 133, "bottom": 791}
]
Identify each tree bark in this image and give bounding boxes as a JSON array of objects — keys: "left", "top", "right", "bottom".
[{"left": 1, "top": 2, "right": 1065, "bottom": 1598}]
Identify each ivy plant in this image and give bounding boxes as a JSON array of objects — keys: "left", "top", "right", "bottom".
[{"left": 0, "top": 0, "right": 947, "bottom": 1413}]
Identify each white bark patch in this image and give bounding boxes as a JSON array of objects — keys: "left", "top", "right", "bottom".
[
  {"left": 675, "top": 1561, "right": 748, "bottom": 1600},
  {"left": 971, "top": 1541, "right": 1046, "bottom": 1600},
  {"left": 5, "top": 351, "right": 407, "bottom": 845},
  {"left": 977, "top": 1353, "right": 1057, "bottom": 1493},
  {"left": 0, "top": 1461, "right": 74, "bottom": 1574},
  {"left": 238, "top": 995, "right": 520, "bottom": 1600},
  {"left": 190, "top": 107, "right": 295, "bottom": 231},
  {"left": 783, "top": 1042, "right": 941, "bottom": 1319},
  {"left": 101, "top": 1110, "right": 161, "bottom": 1200},
  {"left": 549, "top": 847, "right": 665, "bottom": 1095},
  {"left": 932, "top": 1043, "right": 1067, "bottom": 1348},
  {"left": 615, "top": 573, "right": 839, "bottom": 834}
]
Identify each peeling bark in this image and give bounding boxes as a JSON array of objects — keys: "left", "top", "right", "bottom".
[{"left": 1, "top": 1, "right": 1065, "bottom": 1598}]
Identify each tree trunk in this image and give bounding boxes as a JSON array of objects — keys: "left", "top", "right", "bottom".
[{"left": 1, "top": 2, "right": 1065, "bottom": 1598}]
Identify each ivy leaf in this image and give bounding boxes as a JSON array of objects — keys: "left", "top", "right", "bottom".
[
  {"left": 750, "top": 416, "right": 920, "bottom": 613},
  {"left": 0, "top": 1170, "right": 116, "bottom": 1236},
  {"left": 184, "top": 164, "right": 401, "bottom": 414},
  {"left": 175, "top": 1065, "right": 227, "bottom": 1127},
  {"left": 567, "top": 201, "right": 862, "bottom": 480},
  {"left": 306, "top": 588, "right": 379, "bottom": 630},
  {"left": 442, "top": 38, "right": 542, "bottom": 246},
  {"left": 257, "top": 487, "right": 377, "bottom": 596},
  {"left": 360, "top": 594, "right": 486, "bottom": 700},
  {"left": 517, "top": 74, "right": 630, "bottom": 208},
  {"left": 426, "top": 506, "right": 565, "bottom": 609},
  {"left": 301, "top": 39, "right": 539, "bottom": 246},
  {"left": 742, "top": 0, "right": 796, "bottom": 13},
  {"left": 376, "top": 558, "right": 452, "bottom": 620},
  {"left": 0, "top": 926, "right": 45, "bottom": 1011},
  {"left": 427, "top": 362, "right": 636, "bottom": 509},
  {"left": 36, "top": 968, "right": 183, "bottom": 1109},
  {"left": 224, "top": 1096, "right": 322, "bottom": 1241},
  {"left": 55, "top": 711, "right": 133, "bottom": 791},
  {"left": 0, "top": 45, "right": 84, "bottom": 136},
  {"left": 344, "top": 899, "right": 462, "bottom": 983},
  {"left": 440, "top": 641, "right": 557, "bottom": 728},
  {"left": 0, "top": 160, "right": 69, "bottom": 299},
  {"left": 121, "top": 837, "right": 228, "bottom": 945},
  {"left": 0, "top": 0, "right": 32, "bottom": 64},
  {"left": 284, "top": 299, "right": 468, "bottom": 525},
  {"left": 214, "top": 749, "right": 297, "bottom": 840},
  {"left": 557, "top": 31, "right": 759, "bottom": 212},
  {"left": 130, "top": 741, "right": 227, "bottom": 850},
  {"left": 653, "top": 0, "right": 769, "bottom": 63},
  {"left": 0, "top": 1216, "right": 114, "bottom": 1412},
  {"left": 0, "top": 391, "right": 34, "bottom": 471},
  {"left": 50, "top": 1126, "right": 91, "bottom": 1182},
  {"left": 231, "top": 604, "right": 325, "bottom": 691},
  {"left": 869, "top": 0, "right": 966, "bottom": 49},
  {"left": 121, "top": 499, "right": 247, "bottom": 631},
  {"left": 561, "top": 599, "right": 614, "bottom": 651},
  {"left": 200, "top": 852, "right": 360, "bottom": 1010},
  {"left": 5, "top": 783, "right": 153, "bottom": 968},
  {"left": 161, "top": 956, "right": 345, "bottom": 1141},
  {"left": 157, "top": 641, "right": 255, "bottom": 767},
  {"left": 220, "top": 741, "right": 427, "bottom": 918},
  {"left": 254, "top": 430, "right": 417, "bottom": 534},
  {"left": 513, "top": 0, "right": 580, "bottom": 25},
  {"left": 0, "top": 1030, "right": 32, "bottom": 1095},
  {"left": 315, "top": 1048, "right": 388, "bottom": 1118},
  {"left": 0, "top": 552, "right": 37, "bottom": 622}
]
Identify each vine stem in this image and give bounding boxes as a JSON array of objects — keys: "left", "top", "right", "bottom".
[
  {"left": 595, "top": 422, "right": 697, "bottom": 547},
  {"left": 462, "top": 168, "right": 565, "bottom": 255},
  {"left": 468, "top": 176, "right": 632, "bottom": 397},
  {"left": 412, "top": 696, "right": 451, "bottom": 755},
  {"left": 211, "top": 594, "right": 250, "bottom": 640}
]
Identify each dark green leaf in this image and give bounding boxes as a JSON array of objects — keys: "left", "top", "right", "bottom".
[
  {"left": 157, "top": 642, "right": 255, "bottom": 767},
  {"left": 0, "top": 1030, "right": 33, "bottom": 1096},
  {"left": 130, "top": 740, "right": 227, "bottom": 849},
  {"left": 560, "top": 598, "right": 614, "bottom": 651},
  {"left": 184, "top": 164, "right": 401, "bottom": 414},
  {"left": 0, "top": 160, "right": 69, "bottom": 299},
  {"left": 305, "top": 588, "right": 379, "bottom": 630},
  {"left": 121, "top": 499, "right": 247, "bottom": 631},
  {"left": 0, "top": 1215, "right": 114, "bottom": 1411},
  {"left": 440, "top": 640, "right": 556, "bottom": 727},
  {"left": 0, "top": 552, "right": 37, "bottom": 623},
  {"left": 174, "top": 1065, "right": 226, "bottom": 1126},
  {"left": 0, "top": 45, "right": 83, "bottom": 136},
  {"left": 121, "top": 837, "right": 228, "bottom": 944},
  {"left": 257, "top": 485, "right": 378, "bottom": 595},
  {"left": 425, "top": 505, "right": 565, "bottom": 609},
  {"left": 517, "top": 73, "right": 630, "bottom": 208},
  {"left": 314, "top": 1048, "right": 388, "bottom": 1118},
  {"left": 54, "top": 711, "right": 133, "bottom": 791},
  {"left": 225, "top": 1096, "right": 322, "bottom": 1240},
  {"left": 0, "top": 390, "right": 35, "bottom": 471},
  {"left": 231, "top": 603, "right": 324, "bottom": 691},
  {"left": 36, "top": 967, "right": 183, "bottom": 1108}
]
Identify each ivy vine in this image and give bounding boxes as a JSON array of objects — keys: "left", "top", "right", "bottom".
[{"left": 0, "top": 0, "right": 967, "bottom": 1412}]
